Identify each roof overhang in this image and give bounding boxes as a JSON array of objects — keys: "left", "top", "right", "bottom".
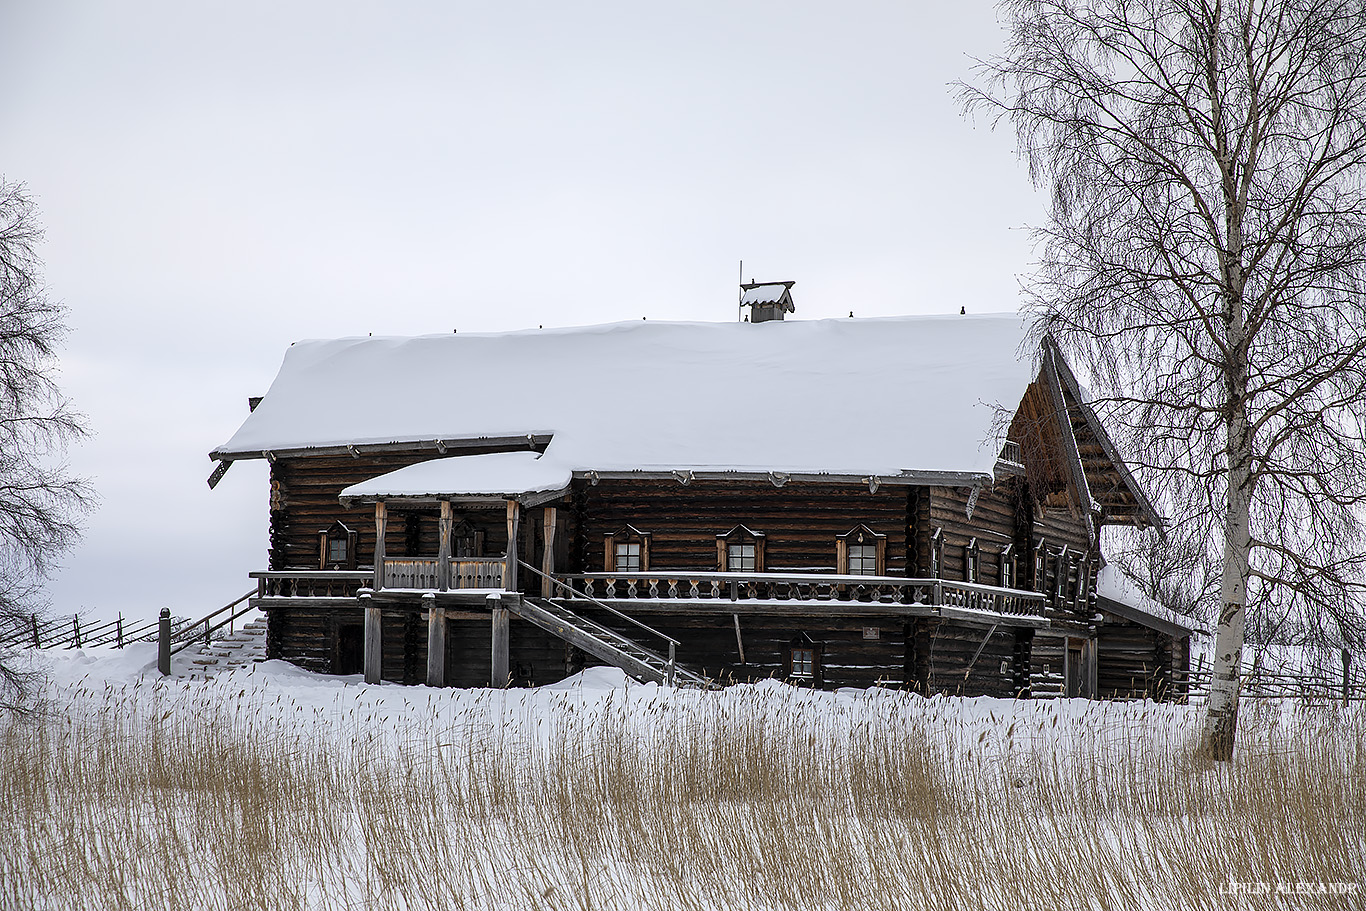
[{"left": 1098, "top": 594, "right": 1202, "bottom": 638}]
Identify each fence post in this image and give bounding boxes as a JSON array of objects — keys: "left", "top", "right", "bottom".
[
  {"left": 73, "top": 616, "right": 81, "bottom": 649},
  {"left": 158, "top": 608, "right": 171, "bottom": 676},
  {"left": 116, "top": 616, "right": 124, "bottom": 649},
  {"left": 30, "top": 613, "right": 40, "bottom": 649},
  {"left": 1344, "top": 649, "right": 1352, "bottom": 707}
]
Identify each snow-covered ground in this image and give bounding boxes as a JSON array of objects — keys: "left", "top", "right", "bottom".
[{"left": 2, "top": 645, "right": 1362, "bottom": 910}]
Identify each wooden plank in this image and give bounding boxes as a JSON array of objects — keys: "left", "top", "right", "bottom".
[{"left": 542, "top": 507, "right": 558, "bottom": 597}]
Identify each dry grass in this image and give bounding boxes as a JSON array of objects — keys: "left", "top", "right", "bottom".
[{"left": 1, "top": 671, "right": 1362, "bottom": 910}]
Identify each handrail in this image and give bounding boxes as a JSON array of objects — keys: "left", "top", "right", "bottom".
[
  {"left": 168, "top": 589, "right": 260, "bottom": 658},
  {"left": 519, "top": 560, "right": 680, "bottom": 648}
]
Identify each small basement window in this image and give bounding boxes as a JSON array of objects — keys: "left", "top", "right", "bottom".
[{"left": 785, "top": 633, "right": 823, "bottom": 685}]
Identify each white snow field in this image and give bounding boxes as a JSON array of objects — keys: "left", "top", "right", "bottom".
[{"left": 2, "top": 645, "right": 1361, "bottom": 911}]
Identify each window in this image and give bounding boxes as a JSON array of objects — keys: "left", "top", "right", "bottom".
[
  {"left": 717, "top": 525, "right": 765, "bottom": 573},
  {"left": 785, "top": 633, "right": 823, "bottom": 684},
  {"left": 319, "top": 521, "right": 358, "bottom": 570},
  {"left": 1001, "top": 543, "right": 1015, "bottom": 589},
  {"left": 1034, "top": 538, "right": 1047, "bottom": 592},
  {"left": 728, "top": 542, "right": 757, "bottom": 572},
  {"left": 604, "top": 525, "right": 650, "bottom": 573},
  {"left": 929, "top": 527, "right": 944, "bottom": 579},
  {"left": 965, "top": 537, "right": 979, "bottom": 583},
  {"left": 616, "top": 541, "right": 642, "bottom": 572},
  {"left": 837, "top": 525, "right": 887, "bottom": 576},
  {"left": 451, "top": 518, "right": 483, "bottom": 558}
]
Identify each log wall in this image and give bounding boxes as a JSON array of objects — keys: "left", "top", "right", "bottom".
[{"left": 574, "top": 479, "right": 911, "bottom": 575}]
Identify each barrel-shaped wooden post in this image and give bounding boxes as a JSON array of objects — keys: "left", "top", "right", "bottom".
[
  {"left": 374, "top": 502, "right": 388, "bottom": 590},
  {"left": 425, "top": 593, "right": 446, "bottom": 686},
  {"left": 362, "top": 592, "right": 382, "bottom": 684},
  {"left": 505, "top": 500, "right": 521, "bottom": 592},
  {"left": 438, "top": 501, "right": 453, "bottom": 591},
  {"left": 490, "top": 593, "right": 509, "bottom": 688},
  {"left": 541, "top": 507, "right": 558, "bottom": 597},
  {"left": 157, "top": 608, "right": 171, "bottom": 676}
]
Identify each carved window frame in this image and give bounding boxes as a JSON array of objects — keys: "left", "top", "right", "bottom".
[
  {"left": 717, "top": 525, "right": 765, "bottom": 573},
  {"left": 604, "top": 524, "right": 651, "bottom": 573},
  {"left": 1000, "top": 542, "right": 1015, "bottom": 589},
  {"left": 319, "top": 520, "right": 358, "bottom": 570},
  {"left": 837, "top": 524, "right": 886, "bottom": 576},
  {"left": 929, "top": 527, "right": 944, "bottom": 580}
]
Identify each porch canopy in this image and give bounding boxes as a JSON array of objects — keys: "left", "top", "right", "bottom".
[{"left": 339, "top": 451, "right": 572, "bottom": 506}]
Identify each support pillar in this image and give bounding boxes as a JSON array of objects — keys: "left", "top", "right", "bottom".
[
  {"left": 541, "top": 507, "right": 558, "bottom": 597},
  {"left": 374, "top": 502, "right": 388, "bottom": 590},
  {"left": 425, "top": 592, "right": 445, "bottom": 687},
  {"left": 504, "top": 500, "right": 521, "bottom": 592},
  {"left": 438, "top": 500, "right": 453, "bottom": 591},
  {"left": 490, "top": 592, "right": 509, "bottom": 688},
  {"left": 362, "top": 591, "right": 382, "bottom": 684}
]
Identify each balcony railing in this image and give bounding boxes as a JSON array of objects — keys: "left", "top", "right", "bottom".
[
  {"left": 562, "top": 571, "right": 1048, "bottom": 618},
  {"left": 252, "top": 570, "right": 373, "bottom": 599},
  {"left": 380, "top": 556, "right": 505, "bottom": 590}
]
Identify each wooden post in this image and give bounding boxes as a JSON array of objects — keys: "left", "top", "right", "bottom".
[
  {"left": 361, "top": 591, "right": 382, "bottom": 684},
  {"left": 374, "top": 501, "right": 388, "bottom": 590},
  {"left": 541, "top": 507, "right": 558, "bottom": 597},
  {"left": 505, "top": 500, "right": 521, "bottom": 592},
  {"left": 490, "top": 592, "right": 510, "bottom": 687},
  {"left": 438, "top": 500, "right": 453, "bottom": 592},
  {"left": 1345, "top": 648, "right": 1353, "bottom": 707},
  {"left": 30, "top": 613, "right": 40, "bottom": 649},
  {"left": 157, "top": 608, "right": 171, "bottom": 676},
  {"left": 425, "top": 592, "right": 445, "bottom": 686},
  {"left": 116, "top": 615, "right": 124, "bottom": 649}
]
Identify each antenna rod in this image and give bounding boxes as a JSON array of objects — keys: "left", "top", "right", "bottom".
[{"left": 738, "top": 259, "right": 743, "bottom": 322}]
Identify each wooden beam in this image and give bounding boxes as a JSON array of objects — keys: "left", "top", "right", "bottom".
[
  {"left": 541, "top": 507, "right": 558, "bottom": 597},
  {"left": 425, "top": 592, "right": 445, "bottom": 687},
  {"left": 362, "top": 593, "right": 382, "bottom": 684}
]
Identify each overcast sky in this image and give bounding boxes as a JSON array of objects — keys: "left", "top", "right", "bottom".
[{"left": 1, "top": 1, "right": 1045, "bottom": 621}]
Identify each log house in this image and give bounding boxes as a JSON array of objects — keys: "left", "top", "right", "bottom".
[{"left": 211, "top": 308, "right": 1196, "bottom": 697}]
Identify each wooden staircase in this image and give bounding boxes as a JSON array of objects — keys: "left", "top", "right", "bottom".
[
  {"left": 514, "top": 561, "right": 711, "bottom": 687},
  {"left": 512, "top": 597, "right": 711, "bottom": 687}
]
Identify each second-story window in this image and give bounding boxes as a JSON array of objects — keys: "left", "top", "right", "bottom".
[
  {"left": 319, "top": 520, "right": 358, "bottom": 570},
  {"left": 604, "top": 525, "right": 650, "bottom": 573},
  {"left": 717, "top": 525, "right": 765, "bottom": 573},
  {"left": 838, "top": 525, "right": 886, "bottom": 576},
  {"left": 616, "top": 541, "right": 642, "bottom": 572},
  {"left": 929, "top": 527, "right": 944, "bottom": 579},
  {"left": 965, "top": 537, "right": 980, "bottom": 583},
  {"left": 1001, "top": 543, "right": 1015, "bottom": 589}
]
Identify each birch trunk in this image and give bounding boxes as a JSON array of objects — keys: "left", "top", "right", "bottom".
[{"left": 1204, "top": 242, "right": 1252, "bottom": 760}]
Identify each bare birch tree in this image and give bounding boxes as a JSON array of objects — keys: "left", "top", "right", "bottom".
[
  {"left": 962, "top": 0, "right": 1366, "bottom": 758},
  {"left": 0, "top": 180, "right": 91, "bottom": 708}
]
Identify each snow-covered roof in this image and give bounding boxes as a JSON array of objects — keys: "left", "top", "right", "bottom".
[
  {"left": 740, "top": 282, "right": 794, "bottom": 307},
  {"left": 341, "top": 452, "right": 572, "bottom": 501},
  {"left": 213, "top": 315, "right": 1036, "bottom": 482},
  {"left": 1096, "top": 564, "right": 1202, "bottom": 636}
]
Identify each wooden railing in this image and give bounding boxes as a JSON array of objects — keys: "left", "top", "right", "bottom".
[
  {"left": 563, "top": 571, "right": 1048, "bottom": 618},
  {"left": 252, "top": 570, "right": 373, "bottom": 599},
  {"left": 938, "top": 579, "right": 1048, "bottom": 617},
  {"left": 379, "top": 556, "right": 505, "bottom": 591}
]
